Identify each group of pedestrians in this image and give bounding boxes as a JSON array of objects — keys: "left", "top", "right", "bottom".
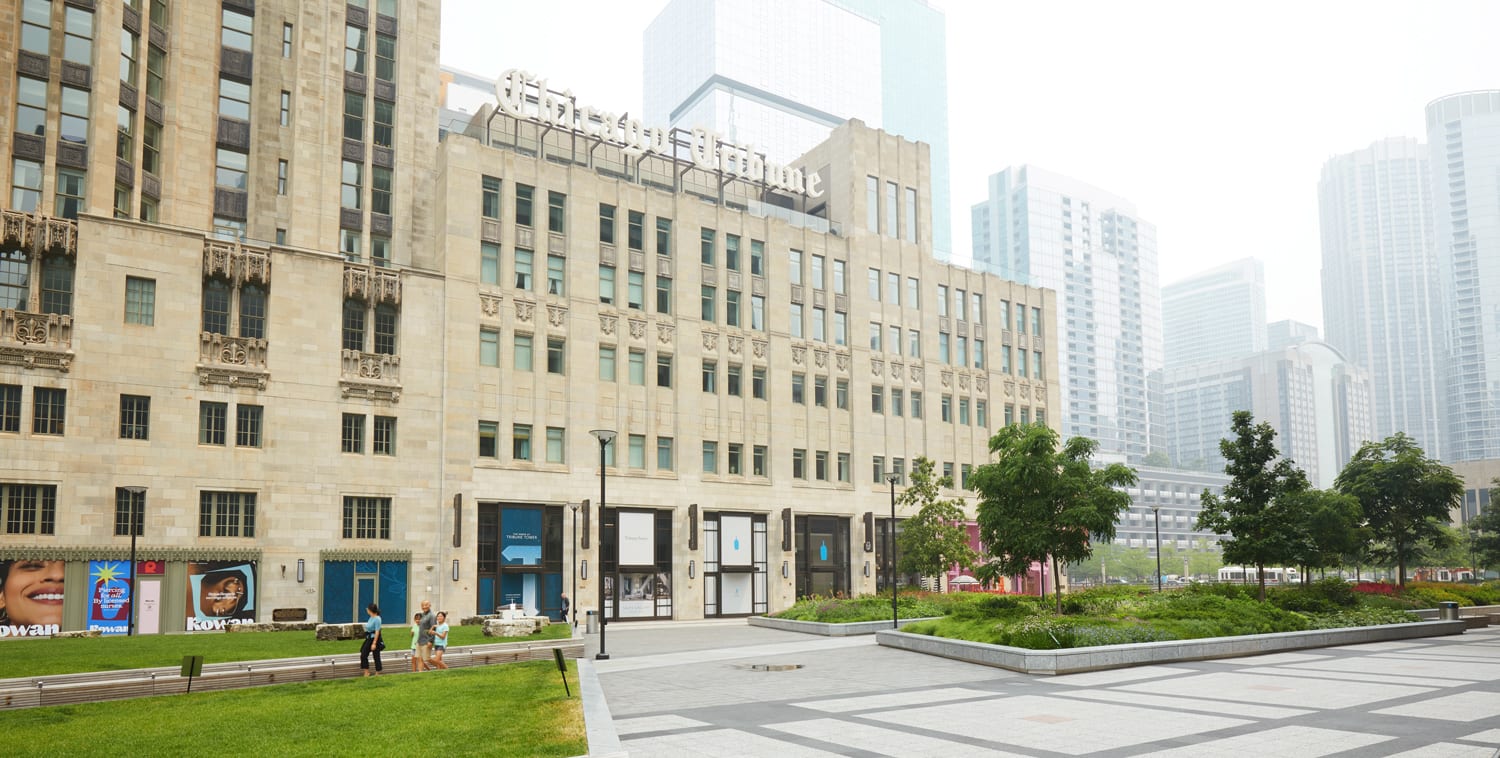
[{"left": 359, "top": 599, "right": 449, "bottom": 676}]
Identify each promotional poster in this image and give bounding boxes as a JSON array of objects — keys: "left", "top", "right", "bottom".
[
  {"left": 87, "top": 560, "right": 132, "bottom": 635},
  {"left": 0, "top": 559, "right": 65, "bottom": 637},
  {"left": 185, "top": 561, "right": 257, "bottom": 630}
]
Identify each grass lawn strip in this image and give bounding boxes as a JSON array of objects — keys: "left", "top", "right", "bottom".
[
  {"left": 0, "top": 623, "right": 571, "bottom": 679},
  {"left": 0, "top": 660, "right": 586, "bottom": 757}
]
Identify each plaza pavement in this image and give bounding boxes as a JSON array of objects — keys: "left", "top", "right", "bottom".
[{"left": 582, "top": 620, "right": 1500, "bottom": 757}]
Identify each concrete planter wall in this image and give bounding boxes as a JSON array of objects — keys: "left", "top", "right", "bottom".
[
  {"left": 748, "top": 615, "right": 940, "bottom": 636},
  {"left": 876, "top": 620, "right": 1468, "bottom": 675}
]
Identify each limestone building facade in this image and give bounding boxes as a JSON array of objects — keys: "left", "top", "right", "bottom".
[{"left": 0, "top": 0, "right": 1057, "bottom": 634}]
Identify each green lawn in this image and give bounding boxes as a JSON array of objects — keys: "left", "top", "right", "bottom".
[
  {"left": 0, "top": 660, "right": 586, "bottom": 757},
  {"left": 0, "top": 623, "right": 572, "bottom": 679}
]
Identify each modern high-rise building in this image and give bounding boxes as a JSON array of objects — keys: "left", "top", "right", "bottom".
[
  {"left": 0, "top": 2, "right": 1056, "bottom": 634},
  {"left": 1267, "top": 319, "right": 1319, "bottom": 350},
  {"left": 1427, "top": 91, "right": 1500, "bottom": 463},
  {"left": 643, "top": 0, "right": 953, "bottom": 259},
  {"left": 1319, "top": 137, "right": 1445, "bottom": 460},
  {"left": 971, "top": 165, "right": 1163, "bottom": 463},
  {"left": 1161, "top": 258, "right": 1266, "bottom": 369}
]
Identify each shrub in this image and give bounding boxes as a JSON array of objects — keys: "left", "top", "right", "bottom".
[
  {"left": 1183, "top": 582, "right": 1256, "bottom": 601},
  {"left": 1302, "top": 607, "right": 1420, "bottom": 629},
  {"left": 1402, "top": 586, "right": 1473, "bottom": 608},
  {"left": 1270, "top": 578, "right": 1359, "bottom": 613},
  {"left": 1351, "top": 581, "right": 1398, "bottom": 596}
]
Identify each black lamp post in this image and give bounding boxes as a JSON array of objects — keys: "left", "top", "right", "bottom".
[
  {"left": 887, "top": 473, "right": 900, "bottom": 629},
  {"left": 1151, "top": 504, "right": 1162, "bottom": 593},
  {"left": 569, "top": 502, "right": 580, "bottom": 627},
  {"left": 122, "top": 486, "right": 146, "bottom": 636},
  {"left": 590, "top": 429, "right": 615, "bottom": 660}
]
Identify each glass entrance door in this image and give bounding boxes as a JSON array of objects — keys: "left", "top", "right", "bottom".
[{"left": 795, "top": 515, "right": 849, "bottom": 598}]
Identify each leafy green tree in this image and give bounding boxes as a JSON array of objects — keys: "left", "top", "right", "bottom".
[
  {"left": 971, "top": 424, "right": 1137, "bottom": 612},
  {"left": 1194, "top": 411, "right": 1310, "bottom": 600},
  {"left": 1186, "top": 541, "right": 1224, "bottom": 579},
  {"left": 1282, "top": 488, "right": 1365, "bottom": 582},
  {"left": 896, "top": 457, "right": 979, "bottom": 582},
  {"left": 1472, "top": 484, "right": 1500, "bottom": 573},
  {"left": 1143, "top": 450, "right": 1172, "bottom": 467},
  {"left": 1334, "top": 433, "right": 1462, "bottom": 588},
  {"left": 1420, "top": 526, "right": 1471, "bottom": 568}
]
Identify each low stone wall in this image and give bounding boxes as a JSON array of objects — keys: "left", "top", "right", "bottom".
[
  {"left": 876, "top": 620, "right": 1469, "bottom": 675},
  {"left": 748, "top": 615, "right": 940, "bottom": 637}
]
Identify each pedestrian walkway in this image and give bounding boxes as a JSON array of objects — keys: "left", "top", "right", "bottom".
[{"left": 588, "top": 621, "right": 1500, "bottom": 757}]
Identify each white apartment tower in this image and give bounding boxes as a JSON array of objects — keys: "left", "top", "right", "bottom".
[
  {"left": 971, "top": 166, "right": 1163, "bottom": 462},
  {"left": 1319, "top": 137, "right": 1445, "bottom": 459},
  {"left": 1161, "top": 258, "right": 1267, "bottom": 369}
]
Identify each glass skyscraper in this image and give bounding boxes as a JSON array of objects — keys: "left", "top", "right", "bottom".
[
  {"left": 971, "top": 166, "right": 1163, "bottom": 463},
  {"left": 1427, "top": 91, "right": 1500, "bottom": 462},
  {"left": 1319, "top": 137, "right": 1445, "bottom": 459},
  {"left": 1161, "top": 258, "right": 1267, "bottom": 370},
  {"left": 643, "top": 0, "right": 952, "bottom": 259}
]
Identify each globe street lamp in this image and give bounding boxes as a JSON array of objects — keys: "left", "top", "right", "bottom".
[
  {"left": 589, "top": 429, "right": 616, "bottom": 660},
  {"left": 122, "top": 486, "right": 147, "bottom": 636},
  {"left": 887, "top": 473, "right": 900, "bottom": 629},
  {"left": 1151, "top": 504, "right": 1163, "bottom": 593}
]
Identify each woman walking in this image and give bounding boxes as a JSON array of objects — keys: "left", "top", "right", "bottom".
[{"left": 360, "top": 602, "right": 384, "bottom": 676}]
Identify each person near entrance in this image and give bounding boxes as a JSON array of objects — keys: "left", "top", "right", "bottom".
[
  {"left": 559, "top": 592, "right": 571, "bottom": 625},
  {"left": 360, "top": 603, "right": 384, "bottom": 676},
  {"left": 430, "top": 611, "right": 450, "bottom": 670},
  {"left": 408, "top": 612, "right": 423, "bottom": 672},
  {"left": 415, "top": 600, "right": 436, "bottom": 671}
]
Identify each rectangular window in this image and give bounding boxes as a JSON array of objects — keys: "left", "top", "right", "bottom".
[
  {"left": 700, "top": 228, "right": 715, "bottom": 265},
  {"left": 125, "top": 277, "right": 156, "bottom": 325},
  {"left": 702, "top": 441, "right": 718, "bottom": 475},
  {"left": 893, "top": 457, "right": 906, "bottom": 485},
  {"left": 63, "top": 7, "right": 93, "bottom": 64},
  {"left": 119, "top": 394, "right": 150, "bottom": 440},
  {"left": 277, "top": 159, "right": 289, "bottom": 195},
  {"left": 941, "top": 395, "right": 952, "bottom": 423},
  {"left": 871, "top": 386, "right": 884, "bottom": 414},
  {"left": 216, "top": 148, "right": 248, "bottom": 190},
  {"left": 115, "top": 487, "right": 145, "bottom": 537},
  {"left": 810, "top": 254, "right": 824, "bottom": 291},
  {"left": 752, "top": 367, "right": 767, "bottom": 400},
  {"left": 814, "top": 376, "right": 828, "bottom": 407},
  {"left": 972, "top": 293, "right": 984, "bottom": 323},
  {"left": 885, "top": 181, "right": 898, "bottom": 237},
  {"left": 868, "top": 268, "right": 881, "bottom": 301},
  {"left": 959, "top": 398, "right": 971, "bottom": 425},
  {"left": 1002, "top": 346, "right": 1012, "bottom": 375},
  {"left": 701, "top": 360, "right": 718, "bottom": 393},
  {"left": 869, "top": 322, "right": 882, "bottom": 351},
  {"left": 955, "top": 289, "right": 966, "bottom": 321},
  {"left": 1017, "top": 350, "right": 1028, "bottom": 378},
  {"left": 911, "top": 391, "right": 924, "bottom": 419},
  {"left": 341, "top": 89, "right": 365, "bottom": 142},
  {"left": 937, "top": 285, "right": 949, "bottom": 317},
  {"left": 481, "top": 243, "right": 501, "bottom": 285},
  {"left": 371, "top": 166, "right": 391, "bottom": 215},
  {"left": 344, "top": 24, "right": 367, "bottom": 73},
  {"left": 887, "top": 272, "right": 901, "bottom": 305},
  {"left": 222, "top": 8, "right": 252, "bottom": 50},
  {"left": 656, "top": 276, "right": 672, "bottom": 314},
  {"left": 0, "top": 385, "right": 19, "bottom": 433},
  {"left": 629, "top": 350, "right": 645, "bottom": 385},
  {"left": 545, "top": 427, "right": 565, "bottom": 463},
  {"left": 908, "top": 329, "right": 921, "bottom": 358},
  {"left": 1034, "top": 351, "right": 1044, "bottom": 379},
  {"left": 341, "top": 496, "right": 390, "bottom": 540},
  {"left": 547, "top": 191, "right": 565, "bottom": 234},
  {"left": 791, "top": 373, "right": 806, "bottom": 405},
  {"left": 904, "top": 187, "right": 917, "bottom": 243},
  {"left": 278, "top": 90, "right": 291, "bottom": 127},
  {"left": 833, "top": 259, "right": 847, "bottom": 295},
  {"left": 792, "top": 449, "right": 807, "bottom": 480},
  {"left": 198, "top": 401, "right": 228, "bottom": 445},
  {"left": 546, "top": 255, "right": 565, "bottom": 296},
  {"left": 727, "top": 290, "right": 742, "bottom": 328},
  {"left": 483, "top": 176, "right": 502, "bottom": 219},
  {"left": 889, "top": 325, "right": 902, "bottom": 356},
  {"left": 375, "top": 33, "right": 395, "bottom": 82},
  {"left": 627, "top": 271, "right": 644, "bottom": 310},
  {"left": 512, "top": 424, "right": 533, "bottom": 461},
  {"left": 236, "top": 404, "right": 263, "bottom": 447},
  {"left": 999, "top": 300, "right": 1011, "bottom": 331},
  {"left": 728, "top": 443, "right": 743, "bottom": 475},
  {"left": 811, "top": 306, "right": 824, "bottom": 341},
  {"left": 725, "top": 234, "right": 740, "bottom": 271},
  {"left": 514, "top": 249, "right": 533, "bottom": 290},
  {"left": 872, "top": 456, "right": 885, "bottom": 485},
  {"left": 957, "top": 336, "right": 968, "bottom": 367},
  {"left": 833, "top": 311, "right": 847, "bottom": 346},
  {"left": 479, "top": 328, "right": 499, "bottom": 367},
  {"left": 4, "top": 483, "right": 57, "bottom": 535},
  {"left": 939, "top": 333, "right": 950, "bottom": 364},
  {"left": 789, "top": 250, "right": 803, "bottom": 286},
  {"left": 727, "top": 364, "right": 742, "bottom": 396},
  {"left": 515, "top": 184, "right": 533, "bottom": 227},
  {"left": 370, "top": 414, "right": 396, "bottom": 455},
  {"left": 836, "top": 379, "right": 849, "bottom": 410},
  {"left": 282, "top": 22, "right": 293, "bottom": 56},
  {"left": 19, "top": 0, "right": 51, "bottom": 56},
  {"left": 340, "top": 159, "right": 362, "bottom": 210},
  {"left": 627, "top": 211, "right": 644, "bottom": 251},
  {"left": 478, "top": 421, "right": 498, "bottom": 458},
  {"left": 908, "top": 277, "right": 920, "bottom": 309},
  {"left": 12, "top": 157, "right": 42, "bottom": 213},
  {"left": 14, "top": 76, "right": 46, "bottom": 139},
  {"left": 117, "top": 105, "right": 136, "bottom": 167},
  {"left": 891, "top": 389, "right": 904, "bottom": 417},
  {"left": 975, "top": 339, "right": 986, "bottom": 369},
  {"left": 657, "top": 436, "right": 674, "bottom": 471},
  {"left": 751, "top": 295, "right": 766, "bottom": 331},
  {"left": 1005, "top": 404, "right": 1014, "bottom": 426},
  {"left": 977, "top": 401, "right": 988, "bottom": 429},
  {"left": 597, "top": 265, "right": 615, "bottom": 304},
  {"left": 656, "top": 354, "right": 673, "bottom": 388},
  {"left": 598, "top": 345, "right": 617, "bottom": 382},
  {"left": 598, "top": 204, "right": 616, "bottom": 243},
  {"left": 866, "top": 175, "right": 879, "bottom": 232},
  {"left": 753, "top": 445, "right": 768, "bottom": 477},
  {"left": 656, "top": 218, "right": 672, "bottom": 256},
  {"left": 701, "top": 285, "right": 716, "bottom": 323},
  {"left": 60, "top": 86, "right": 90, "bottom": 145},
  {"left": 514, "top": 334, "right": 534, "bottom": 371},
  {"left": 961, "top": 465, "right": 972, "bottom": 490},
  {"left": 628, "top": 434, "right": 646, "bottom": 469},
  {"left": 750, "top": 240, "right": 764, "bottom": 277},
  {"left": 55, "top": 168, "right": 86, "bottom": 219},
  {"left": 837, "top": 453, "right": 851, "bottom": 483},
  {"left": 200, "top": 491, "right": 257, "bottom": 538},
  {"left": 341, "top": 412, "right": 365, "bottom": 453},
  {"left": 146, "top": 45, "right": 165, "bottom": 101}
]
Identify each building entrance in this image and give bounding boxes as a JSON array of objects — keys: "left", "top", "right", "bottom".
[
  {"left": 703, "top": 512, "right": 768, "bottom": 616},
  {"left": 477, "top": 503, "right": 564, "bottom": 619},
  {"left": 600, "top": 507, "right": 673, "bottom": 620},
  {"left": 794, "top": 515, "right": 850, "bottom": 598}
]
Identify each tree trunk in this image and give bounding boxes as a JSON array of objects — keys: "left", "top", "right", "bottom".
[
  {"left": 1052, "top": 555, "right": 1062, "bottom": 614},
  {"left": 1256, "top": 562, "right": 1267, "bottom": 602}
]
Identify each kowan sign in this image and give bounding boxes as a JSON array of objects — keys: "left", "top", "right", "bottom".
[{"left": 495, "top": 70, "right": 824, "bottom": 199}]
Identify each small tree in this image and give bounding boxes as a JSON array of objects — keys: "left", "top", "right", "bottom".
[
  {"left": 1195, "top": 411, "right": 1309, "bottom": 601},
  {"left": 1335, "top": 433, "right": 1462, "bottom": 588},
  {"left": 896, "top": 457, "right": 979, "bottom": 584},
  {"left": 971, "top": 424, "right": 1137, "bottom": 613},
  {"left": 1471, "top": 480, "right": 1500, "bottom": 574},
  {"left": 1282, "top": 488, "right": 1364, "bottom": 583}
]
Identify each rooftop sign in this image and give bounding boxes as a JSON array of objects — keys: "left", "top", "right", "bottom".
[{"left": 494, "top": 70, "right": 823, "bottom": 199}]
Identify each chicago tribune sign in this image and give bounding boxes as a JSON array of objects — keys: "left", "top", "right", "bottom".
[{"left": 494, "top": 70, "right": 824, "bottom": 199}]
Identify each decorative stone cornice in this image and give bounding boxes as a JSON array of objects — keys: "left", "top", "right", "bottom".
[
  {"left": 0, "top": 545, "right": 263, "bottom": 562},
  {"left": 204, "top": 238, "right": 271, "bottom": 285},
  {"left": 0, "top": 210, "right": 77, "bottom": 259},
  {"left": 342, "top": 263, "right": 400, "bottom": 305},
  {"left": 319, "top": 548, "right": 414, "bottom": 562},
  {"left": 0, "top": 310, "right": 74, "bottom": 372}
]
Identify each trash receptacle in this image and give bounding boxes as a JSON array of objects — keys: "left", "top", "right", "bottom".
[
  {"left": 1439, "top": 601, "right": 1459, "bottom": 621},
  {"left": 585, "top": 610, "right": 599, "bottom": 634}
]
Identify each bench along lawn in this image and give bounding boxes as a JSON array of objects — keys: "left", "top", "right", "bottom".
[
  {"left": 775, "top": 580, "right": 1499, "bottom": 648},
  {"left": 0, "top": 659, "right": 586, "bottom": 757},
  {"left": 0, "top": 623, "right": 571, "bottom": 678}
]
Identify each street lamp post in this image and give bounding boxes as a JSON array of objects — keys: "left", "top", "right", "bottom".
[
  {"left": 1151, "top": 505, "right": 1162, "bottom": 593},
  {"left": 122, "top": 486, "right": 146, "bottom": 636},
  {"left": 590, "top": 429, "right": 616, "bottom": 661},
  {"left": 887, "top": 473, "right": 900, "bottom": 629},
  {"left": 569, "top": 503, "right": 580, "bottom": 628}
]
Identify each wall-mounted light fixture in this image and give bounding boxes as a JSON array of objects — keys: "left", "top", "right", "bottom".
[
  {"left": 781, "top": 561, "right": 789, "bottom": 579},
  {"left": 689, "top": 560, "right": 696, "bottom": 579},
  {"left": 581, "top": 559, "right": 588, "bottom": 580},
  {"left": 452, "top": 560, "right": 460, "bottom": 581},
  {"left": 296, "top": 559, "right": 305, "bottom": 583},
  {"left": 864, "top": 561, "right": 871, "bottom": 577}
]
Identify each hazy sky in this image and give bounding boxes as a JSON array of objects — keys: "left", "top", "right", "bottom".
[{"left": 442, "top": 0, "right": 1498, "bottom": 331}]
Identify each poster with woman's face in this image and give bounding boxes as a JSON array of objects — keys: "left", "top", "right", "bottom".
[
  {"left": 0, "top": 559, "right": 65, "bottom": 636},
  {"left": 186, "top": 561, "right": 256, "bottom": 630}
]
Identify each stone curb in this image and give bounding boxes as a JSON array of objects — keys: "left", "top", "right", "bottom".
[
  {"left": 875, "top": 620, "right": 1468, "bottom": 675},
  {"left": 747, "top": 615, "right": 940, "bottom": 636}
]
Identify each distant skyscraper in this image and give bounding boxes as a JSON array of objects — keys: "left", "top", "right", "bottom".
[
  {"left": 1267, "top": 320, "right": 1320, "bottom": 351},
  {"left": 643, "top": 0, "right": 953, "bottom": 258},
  {"left": 972, "top": 166, "right": 1163, "bottom": 462},
  {"left": 1161, "top": 258, "right": 1267, "bottom": 369},
  {"left": 1427, "top": 91, "right": 1500, "bottom": 462},
  {"left": 1318, "top": 137, "right": 1444, "bottom": 459}
]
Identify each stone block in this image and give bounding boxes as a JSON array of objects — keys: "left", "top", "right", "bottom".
[
  {"left": 316, "top": 623, "right": 367, "bottom": 641},
  {"left": 482, "top": 618, "right": 537, "bottom": 637}
]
